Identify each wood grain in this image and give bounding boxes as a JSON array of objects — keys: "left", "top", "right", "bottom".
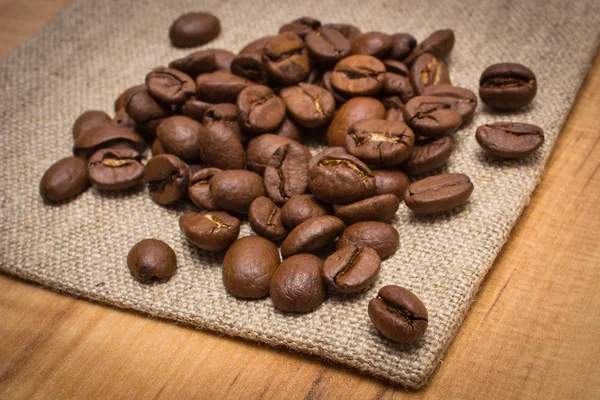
[{"left": 1, "top": 2, "right": 599, "bottom": 399}]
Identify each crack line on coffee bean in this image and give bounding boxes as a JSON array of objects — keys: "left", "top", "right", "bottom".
[
  {"left": 319, "top": 159, "right": 370, "bottom": 182},
  {"left": 482, "top": 126, "right": 542, "bottom": 137},
  {"left": 333, "top": 246, "right": 363, "bottom": 286},
  {"left": 246, "top": 94, "right": 276, "bottom": 124},
  {"left": 204, "top": 214, "right": 231, "bottom": 230},
  {"left": 269, "top": 48, "right": 303, "bottom": 62},
  {"left": 276, "top": 146, "right": 290, "bottom": 199},
  {"left": 155, "top": 71, "right": 187, "bottom": 95},
  {"left": 148, "top": 172, "right": 183, "bottom": 193},
  {"left": 266, "top": 207, "right": 279, "bottom": 227},
  {"left": 408, "top": 179, "right": 470, "bottom": 196},
  {"left": 378, "top": 295, "right": 428, "bottom": 325},
  {"left": 481, "top": 77, "right": 534, "bottom": 88},
  {"left": 337, "top": 68, "right": 379, "bottom": 79}
]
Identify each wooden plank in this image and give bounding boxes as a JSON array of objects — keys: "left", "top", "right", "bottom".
[{"left": 0, "top": 1, "right": 599, "bottom": 398}]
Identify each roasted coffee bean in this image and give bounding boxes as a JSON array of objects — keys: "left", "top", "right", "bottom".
[
  {"left": 87, "top": 148, "right": 143, "bottom": 191},
  {"left": 368, "top": 285, "right": 428, "bottom": 342},
  {"left": 237, "top": 85, "right": 286, "bottom": 134},
  {"left": 309, "top": 153, "right": 376, "bottom": 205},
  {"left": 223, "top": 236, "right": 281, "bottom": 298},
  {"left": 181, "top": 97, "right": 213, "bottom": 122},
  {"left": 403, "top": 96, "right": 463, "bottom": 137},
  {"left": 281, "top": 194, "right": 333, "bottom": 229},
  {"left": 372, "top": 169, "right": 410, "bottom": 199},
  {"left": 262, "top": 32, "right": 311, "bottom": 85},
  {"left": 199, "top": 123, "right": 246, "bottom": 170},
  {"left": 335, "top": 194, "right": 400, "bottom": 224},
  {"left": 476, "top": 122, "right": 544, "bottom": 158},
  {"left": 249, "top": 196, "right": 289, "bottom": 242},
  {"left": 112, "top": 107, "right": 137, "bottom": 131},
  {"left": 40, "top": 156, "right": 89, "bottom": 202},
  {"left": 125, "top": 89, "right": 171, "bottom": 127},
  {"left": 145, "top": 67, "right": 196, "bottom": 106},
  {"left": 388, "top": 33, "right": 417, "bottom": 60},
  {"left": 239, "top": 35, "right": 274, "bottom": 55},
  {"left": 421, "top": 84, "right": 477, "bottom": 121},
  {"left": 405, "top": 173, "right": 474, "bottom": 214},
  {"left": 404, "top": 29, "right": 455, "bottom": 65},
  {"left": 280, "top": 83, "right": 335, "bottom": 128},
  {"left": 383, "top": 72, "right": 414, "bottom": 103},
  {"left": 114, "top": 84, "right": 146, "bottom": 112},
  {"left": 385, "top": 107, "right": 405, "bottom": 121},
  {"left": 337, "top": 221, "right": 399, "bottom": 259},
  {"left": 143, "top": 154, "right": 189, "bottom": 205},
  {"left": 383, "top": 59, "right": 410, "bottom": 75},
  {"left": 410, "top": 53, "right": 451, "bottom": 95},
  {"left": 196, "top": 71, "right": 253, "bottom": 103},
  {"left": 179, "top": 211, "right": 240, "bottom": 252},
  {"left": 169, "top": 12, "right": 220, "bottom": 47},
  {"left": 322, "top": 244, "right": 380, "bottom": 293},
  {"left": 274, "top": 117, "right": 304, "bottom": 142},
  {"left": 246, "top": 134, "right": 305, "bottom": 174},
  {"left": 72, "top": 110, "right": 111, "bottom": 140},
  {"left": 404, "top": 136, "right": 453, "bottom": 175},
  {"left": 280, "top": 215, "right": 345, "bottom": 258},
  {"left": 188, "top": 168, "right": 222, "bottom": 210},
  {"left": 279, "top": 17, "right": 321, "bottom": 38},
  {"left": 346, "top": 118, "right": 415, "bottom": 167},
  {"left": 308, "top": 147, "right": 347, "bottom": 170},
  {"left": 322, "top": 23, "right": 362, "bottom": 41},
  {"left": 169, "top": 49, "right": 232, "bottom": 78},
  {"left": 479, "top": 63, "right": 537, "bottom": 109},
  {"left": 269, "top": 253, "right": 326, "bottom": 313},
  {"left": 264, "top": 144, "right": 309, "bottom": 204},
  {"left": 73, "top": 124, "right": 146, "bottom": 159},
  {"left": 331, "top": 55, "right": 386, "bottom": 96},
  {"left": 305, "top": 27, "right": 351, "bottom": 67},
  {"left": 230, "top": 53, "right": 268, "bottom": 84},
  {"left": 156, "top": 116, "right": 205, "bottom": 164},
  {"left": 127, "top": 239, "right": 177, "bottom": 281},
  {"left": 202, "top": 102, "right": 248, "bottom": 144},
  {"left": 321, "top": 70, "right": 350, "bottom": 107},
  {"left": 350, "top": 32, "right": 393, "bottom": 58},
  {"left": 327, "top": 97, "right": 386, "bottom": 147},
  {"left": 210, "top": 170, "right": 265, "bottom": 214}
]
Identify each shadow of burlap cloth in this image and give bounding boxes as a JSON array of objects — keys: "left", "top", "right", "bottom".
[{"left": 1, "top": 0, "right": 599, "bottom": 389}]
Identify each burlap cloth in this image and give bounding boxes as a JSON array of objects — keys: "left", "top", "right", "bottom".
[{"left": 1, "top": 0, "right": 599, "bottom": 389}]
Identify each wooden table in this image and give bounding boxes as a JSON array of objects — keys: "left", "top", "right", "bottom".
[{"left": 1, "top": 1, "right": 599, "bottom": 398}]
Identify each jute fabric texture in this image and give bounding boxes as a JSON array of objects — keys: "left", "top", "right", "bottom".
[{"left": 1, "top": 0, "right": 599, "bottom": 388}]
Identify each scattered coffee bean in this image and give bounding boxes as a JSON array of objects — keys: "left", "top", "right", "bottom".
[
  {"left": 421, "top": 84, "right": 477, "bottom": 121},
  {"left": 405, "top": 173, "right": 474, "bottom": 214},
  {"left": 331, "top": 55, "right": 386, "bottom": 96},
  {"left": 249, "top": 196, "right": 289, "bottom": 242},
  {"left": 72, "top": 110, "right": 111, "bottom": 140},
  {"left": 388, "top": 33, "right": 417, "bottom": 61},
  {"left": 264, "top": 144, "right": 309, "bottom": 204},
  {"left": 403, "top": 95, "right": 463, "bottom": 137},
  {"left": 181, "top": 97, "right": 213, "bottom": 121},
  {"left": 127, "top": 239, "right": 177, "bottom": 281},
  {"left": 305, "top": 27, "right": 351, "bottom": 68},
  {"left": 179, "top": 211, "right": 240, "bottom": 251},
  {"left": 188, "top": 168, "right": 222, "bottom": 210},
  {"left": 327, "top": 96, "right": 386, "bottom": 147},
  {"left": 322, "top": 244, "right": 381, "bottom": 293},
  {"left": 88, "top": 148, "right": 143, "bottom": 191},
  {"left": 262, "top": 32, "right": 311, "bottom": 85},
  {"left": 230, "top": 53, "right": 269, "bottom": 84},
  {"left": 125, "top": 89, "right": 171, "bottom": 137},
  {"left": 372, "top": 169, "right": 410, "bottom": 199},
  {"left": 156, "top": 116, "right": 205, "bottom": 164},
  {"left": 279, "top": 17, "right": 321, "bottom": 38},
  {"left": 404, "top": 29, "right": 455, "bottom": 65},
  {"left": 198, "top": 122, "right": 246, "bottom": 171},
  {"left": 350, "top": 32, "right": 393, "bottom": 58},
  {"left": 114, "top": 84, "right": 146, "bottom": 112},
  {"left": 40, "top": 156, "right": 89, "bottom": 202},
  {"left": 143, "top": 154, "right": 190, "bottom": 205},
  {"left": 210, "top": 170, "right": 265, "bottom": 214},
  {"left": 169, "top": 12, "right": 220, "bottom": 48},
  {"left": 169, "top": 49, "right": 232, "bottom": 78},
  {"left": 146, "top": 67, "right": 196, "bottom": 106},
  {"left": 203, "top": 102, "right": 248, "bottom": 145},
  {"left": 479, "top": 63, "right": 537, "bottom": 109},
  {"left": 280, "top": 83, "right": 335, "bottom": 128},
  {"left": 280, "top": 194, "right": 333, "bottom": 229},
  {"left": 246, "top": 134, "right": 305, "bottom": 174},
  {"left": 280, "top": 215, "right": 345, "bottom": 258},
  {"left": 237, "top": 85, "right": 286, "bottom": 134},
  {"left": 196, "top": 70, "right": 253, "bottom": 104},
  {"left": 335, "top": 194, "right": 400, "bottom": 224},
  {"left": 410, "top": 53, "right": 451, "bottom": 95},
  {"left": 404, "top": 136, "right": 454, "bottom": 175},
  {"left": 476, "top": 122, "right": 544, "bottom": 158},
  {"left": 73, "top": 124, "right": 146, "bottom": 159},
  {"left": 337, "top": 221, "right": 399, "bottom": 259}
]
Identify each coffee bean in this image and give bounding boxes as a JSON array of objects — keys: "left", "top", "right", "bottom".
[
  {"left": 346, "top": 118, "right": 415, "bottom": 167},
  {"left": 327, "top": 97, "right": 386, "bottom": 147},
  {"left": 383, "top": 71, "right": 414, "bottom": 103},
  {"left": 403, "top": 95, "right": 463, "bottom": 137},
  {"left": 156, "top": 116, "right": 205, "bottom": 164},
  {"left": 210, "top": 170, "right": 265, "bottom": 214},
  {"left": 331, "top": 55, "right": 386, "bottom": 96},
  {"left": 274, "top": 117, "right": 304, "bottom": 142},
  {"left": 322, "top": 23, "right": 362, "bottom": 40},
  {"left": 308, "top": 147, "right": 347, "bottom": 170},
  {"left": 309, "top": 153, "right": 376, "bottom": 205},
  {"left": 40, "top": 156, "right": 89, "bottom": 202},
  {"left": 335, "top": 194, "right": 400, "bottom": 224},
  {"left": 223, "top": 236, "right": 281, "bottom": 298},
  {"left": 264, "top": 144, "right": 309, "bottom": 204},
  {"left": 388, "top": 33, "right": 417, "bottom": 61},
  {"left": 262, "top": 32, "right": 311, "bottom": 85},
  {"left": 479, "top": 63, "right": 537, "bottom": 109},
  {"left": 114, "top": 84, "right": 146, "bottom": 112},
  {"left": 404, "top": 29, "right": 455, "bottom": 65},
  {"left": 72, "top": 110, "right": 111, "bottom": 140},
  {"left": 237, "top": 85, "right": 286, "bottom": 134},
  {"left": 169, "top": 12, "right": 220, "bottom": 48},
  {"left": 249, "top": 196, "right": 289, "bottom": 242},
  {"left": 404, "top": 136, "right": 453, "bottom": 175},
  {"left": 112, "top": 108, "right": 137, "bottom": 131},
  {"left": 246, "top": 134, "right": 305, "bottom": 174},
  {"left": 87, "top": 148, "right": 143, "bottom": 191},
  {"left": 476, "top": 122, "right": 544, "bottom": 158},
  {"left": 73, "top": 124, "right": 146, "bottom": 159},
  {"left": 125, "top": 89, "right": 171, "bottom": 134},
  {"left": 383, "top": 59, "right": 410, "bottom": 75},
  {"left": 196, "top": 71, "right": 253, "bottom": 104},
  {"left": 269, "top": 253, "right": 326, "bottom": 312},
  {"left": 410, "top": 53, "right": 451, "bottom": 95},
  {"left": 337, "top": 221, "right": 399, "bottom": 259},
  {"left": 305, "top": 27, "right": 351, "bottom": 67},
  {"left": 239, "top": 35, "right": 274, "bottom": 55},
  {"left": 169, "top": 49, "right": 235, "bottom": 78},
  {"left": 230, "top": 53, "right": 268, "bottom": 84},
  {"left": 322, "top": 244, "right": 381, "bottom": 293},
  {"left": 181, "top": 97, "right": 213, "bottom": 122},
  {"left": 146, "top": 67, "right": 196, "bottom": 106},
  {"left": 188, "top": 168, "right": 222, "bottom": 210},
  {"left": 280, "top": 83, "right": 335, "bottom": 128},
  {"left": 179, "top": 211, "right": 240, "bottom": 252},
  {"left": 421, "top": 84, "right": 477, "bottom": 121},
  {"left": 405, "top": 173, "right": 474, "bottom": 214},
  {"left": 321, "top": 70, "right": 350, "bottom": 107},
  {"left": 280, "top": 215, "right": 345, "bottom": 258},
  {"left": 279, "top": 17, "right": 321, "bottom": 38},
  {"left": 372, "top": 169, "right": 410, "bottom": 199},
  {"left": 127, "top": 239, "right": 177, "bottom": 281},
  {"left": 202, "top": 102, "right": 249, "bottom": 144},
  {"left": 143, "top": 154, "right": 189, "bottom": 205},
  {"left": 368, "top": 285, "right": 428, "bottom": 342},
  {"left": 350, "top": 32, "right": 393, "bottom": 58}
]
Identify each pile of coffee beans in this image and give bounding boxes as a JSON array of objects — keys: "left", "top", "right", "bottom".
[{"left": 39, "top": 14, "right": 545, "bottom": 344}]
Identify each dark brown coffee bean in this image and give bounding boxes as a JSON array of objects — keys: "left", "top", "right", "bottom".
[
  {"left": 280, "top": 83, "right": 335, "bottom": 128},
  {"left": 73, "top": 124, "right": 146, "bottom": 159},
  {"left": 383, "top": 72, "right": 414, "bottom": 103},
  {"left": 199, "top": 123, "right": 246, "bottom": 170},
  {"left": 372, "top": 169, "right": 410, "bottom": 199},
  {"left": 127, "top": 239, "right": 177, "bottom": 281},
  {"left": 368, "top": 285, "right": 428, "bottom": 342},
  {"left": 388, "top": 33, "right": 417, "bottom": 60},
  {"left": 210, "top": 170, "right": 265, "bottom": 214},
  {"left": 305, "top": 27, "right": 351, "bottom": 67},
  {"left": 237, "top": 85, "right": 286, "bottom": 134},
  {"left": 410, "top": 53, "right": 451, "bottom": 95},
  {"left": 188, "top": 168, "right": 222, "bottom": 210},
  {"left": 335, "top": 194, "right": 400, "bottom": 224},
  {"left": 280, "top": 216, "right": 344, "bottom": 258},
  {"left": 179, "top": 211, "right": 240, "bottom": 252},
  {"left": 331, "top": 55, "right": 386, "bottom": 96},
  {"left": 87, "top": 148, "right": 143, "bottom": 191},
  {"left": 40, "top": 156, "right": 89, "bottom": 202},
  {"left": 327, "top": 97, "right": 386, "bottom": 147},
  {"left": 169, "top": 49, "right": 234, "bottom": 78},
  {"left": 203, "top": 104, "right": 249, "bottom": 145},
  {"left": 337, "top": 221, "right": 399, "bottom": 259},
  {"left": 114, "top": 84, "right": 146, "bottom": 112},
  {"left": 249, "top": 197, "right": 289, "bottom": 242},
  {"left": 169, "top": 12, "right": 220, "bottom": 48},
  {"left": 72, "top": 110, "right": 111, "bottom": 140},
  {"left": 223, "top": 236, "right": 281, "bottom": 298},
  {"left": 350, "top": 32, "right": 393, "bottom": 58},
  {"left": 321, "top": 70, "right": 350, "bottom": 107},
  {"left": 280, "top": 194, "right": 332, "bottom": 229},
  {"left": 263, "top": 144, "right": 309, "bottom": 204},
  {"left": 156, "top": 116, "right": 204, "bottom": 163},
  {"left": 196, "top": 71, "right": 253, "bottom": 104},
  {"left": 145, "top": 67, "right": 196, "bottom": 106},
  {"left": 230, "top": 53, "right": 268, "bottom": 84},
  {"left": 404, "top": 29, "right": 455, "bottom": 65},
  {"left": 309, "top": 153, "right": 376, "bottom": 205},
  {"left": 404, "top": 136, "right": 453, "bottom": 175},
  {"left": 262, "top": 32, "right": 311, "bottom": 85},
  {"left": 403, "top": 95, "right": 463, "bottom": 137},
  {"left": 125, "top": 89, "right": 171, "bottom": 127},
  {"left": 476, "top": 122, "right": 544, "bottom": 158},
  {"left": 322, "top": 244, "right": 380, "bottom": 293},
  {"left": 479, "top": 63, "right": 537, "bottom": 109},
  {"left": 346, "top": 118, "right": 415, "bottom": 167},
  {"left": 382, "top": 96, "right": 406, "bottom": 112},
  {"left": 239, "top": 35, "right": 274, "bottom": 55},
  {"left": 322, "top": 23, "right": 362, "bottom": 40},
  {"left": 274, "top": 117, "right": 304, "bottom": 142},
  {"left": 383, "top": 59, "right": 410, "bottom": 75},
  {"left": 421, "top": 84, "right": 477, "bottom": 121},
  {"left": 180, "top": 97, "right": 213, "bottom": 122},
  {"left": 246, "top": 134, "right": 305, "bottom": 174},
  {"left": 405, "top": 173, "right": 474, "bottom": 214},
  {"left": 112, "top": 107, "right": 137, "bottom": 131},
  {"left": 143, "top": 154, "right": 189, "bottom": 205}
]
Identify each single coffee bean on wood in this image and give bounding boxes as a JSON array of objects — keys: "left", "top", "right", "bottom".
[
  {"left": 73, "top": 124, "right": 146, "bottom": 159},
  {"left": 280, "top": 215, "right": 345, "bottom": 258},
  {"left": 280, "top": 194, "right": 333, "bottom": 229},
  {"left": 405, "top": 173, "right": 474, "bottom": 214},
  {"left": 188, "top": 168, "right": 222, "bottom": 210},
  {"left": 264, "top": 144, "right": 309, "bottom": 204},
  {"left": 279, "top": 17, "right": 321, "bottom": 38},
  {"left": 403, "top": 29, "right": 455, "bottom": 65},
  {"left": 249, "top": 196, "right": 289, "bottom": 242},
  {"left": 410, "top": 53, "right": 451, "bottom": 95},
  {"left": 335, "top": 194, "right": 400, "bottom": 224},
  {"left": 327, "top": 97, "right": 386, "bottom": 147},
  {"left": 179, "top": 211, "right": 240, "bottom": 252},
  {"left": 209, "top": 170, "right": 265, "bottom": 214},
  {"left": 156, "top": 115, "right": 205, "bottom": 164},
  {"left": 87, "top": 148, "right": 144, "bottom": 191},
  {"left": 143, "top": 154, "right": 190, "bottom": 205},
  {"left": 479, "top": 63, "right": 537, "bottom": 109},
  {"left": 331, "top": 55, "right": 386, "bottom": 96},
  {"left": 421, "top": 84, "right": 477, "bottom": 121},
  {"left": 404, "top": 136, "right": 454, "bottom": 175},
  {"left": 40, "top": 156, "right": 89, "bottom": 202},
  {"left": 127, "top": 239, "right": 177, "bottom": 282},
  {"left": 372, "top": 169, "right": 410, "bottom": 199},
  {"left": 337, "top": 221, "right": 399, "bottom": 259},
  {"left": 262, "top": 32, "right": 311, "bottom": 85},
  {"left": 146, "top": 67, "right": 196, "bottom": 106},
  {"left": 280, "top": 83, "right": 335, "bottom": 128},
  {"left": 237, "top": 85, "right": 286, "bottom": 134},
  {"left": 350, "top": 32, "right": 393, "bottom": 58},
  {"left": 169, "top": 12, "right": 220, "bottom": 48},
  {"left": 403, "top": 95, "right": 463, "bottom": 137},
  {"left": 72, "top": 110, "right": 111, "bottom": 140},
  {"left": 476, "top": 122, "right": 544, "bottom": 158},
  {"left": 368, "top": 285, "right": 428, "bottom": 343},
  {"left": 196, "top": 71, "right": 253, "bottom": 104},
  {"left": 322, "top": 244, "right": 381, "bottom": 293},
  {"left": 305, "top": 27, "right": 351, "bottom": 68}
]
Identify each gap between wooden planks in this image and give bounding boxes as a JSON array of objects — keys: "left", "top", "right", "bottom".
[{"left": 0, "top": 1, "right": 599, "bottom": 399}]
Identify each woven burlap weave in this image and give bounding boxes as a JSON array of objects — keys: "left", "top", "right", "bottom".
[{"left": 1, "top": 0, "right": 599, "bottom": 388}]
